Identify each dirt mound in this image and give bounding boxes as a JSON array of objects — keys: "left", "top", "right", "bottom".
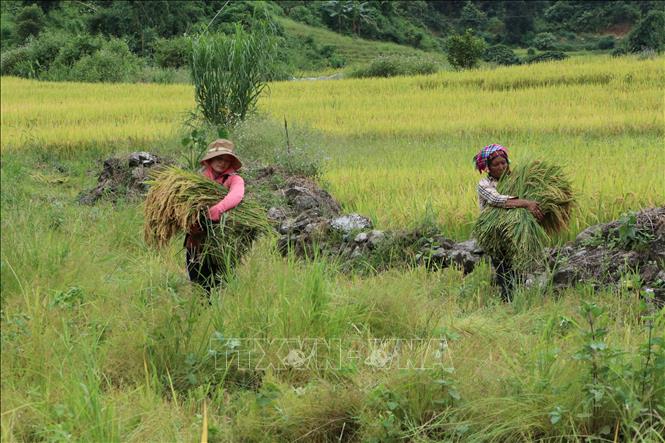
[
  {"left": 78, "top": 152, "right": 167, "bottom": 205},
  {"left": 549, "top": 207, "right": 665, "bottom": 293},
  {"left": 248, "top": 165, "right": 341, "bottom": 218}
]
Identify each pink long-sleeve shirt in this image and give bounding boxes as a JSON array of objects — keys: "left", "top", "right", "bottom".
[{"left": 203, "top": 167, "right": 245, "bottom": 221}]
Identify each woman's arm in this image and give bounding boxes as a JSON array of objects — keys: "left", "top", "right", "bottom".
[{"left": 208, "top": 175, "right": 245, "bottom": 221}]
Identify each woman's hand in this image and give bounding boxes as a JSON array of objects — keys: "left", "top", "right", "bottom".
[
  {"left": 208, "top": 206, "right": 221, "bottom": 222},
  {"left": 505, "top": 198, "right": 544, "bottom": 221},
  {"left": 525, "top": 200, "right": 544, "bottom": 221}
]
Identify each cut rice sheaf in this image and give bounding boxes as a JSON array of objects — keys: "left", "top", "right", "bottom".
[{"left": 473, "top": 160, "right": 575, "bottom": 271}]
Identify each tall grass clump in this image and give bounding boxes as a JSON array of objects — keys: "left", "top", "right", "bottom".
[
  {"left": 348, "top": 54, "right": 439, "bottom": 78},
  {"left": 473, "top": 160, "right": 575, "bottom": 270},
  {"left": 143, "top": 166, "right": 271, "bottom": 263},
  {"left": 190, "top": 22, "right": 276, "bottom": 127}
]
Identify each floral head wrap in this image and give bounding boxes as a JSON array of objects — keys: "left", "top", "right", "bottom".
[{"left": 473, "top": 144, "right": 509, "bottom": 173}]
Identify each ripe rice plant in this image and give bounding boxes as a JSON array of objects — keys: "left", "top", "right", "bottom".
[
  {"left": 143, "top": 166, "right": 271, "bottom": 254},
  {"left": 473, "top": 161, "right": 575, "bottom": 270}
]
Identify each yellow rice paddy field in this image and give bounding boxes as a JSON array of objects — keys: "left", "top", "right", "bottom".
[{"left": 2, "top": 55, "right": 663, "bottom": 238}]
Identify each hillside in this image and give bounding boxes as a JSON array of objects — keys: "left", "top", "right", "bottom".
[
  {"left": 1, "top": 0, "right": 663, "bottom": 83},
  {"left": 278, "top": 17, "right": 448, "bottom": 71}
]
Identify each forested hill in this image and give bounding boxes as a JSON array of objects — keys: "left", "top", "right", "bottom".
[{"left": 1, "top": 0, "right": 664, "bottom": 82}]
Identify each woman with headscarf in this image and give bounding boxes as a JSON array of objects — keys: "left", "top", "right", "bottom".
[{"left": 473, "top": 144, "right": 543, "bottom": 301}]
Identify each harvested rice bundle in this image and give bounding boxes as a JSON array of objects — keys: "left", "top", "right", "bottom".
[
  {"left": 143, "top": 166, "right": 271, "bottom": 249},
  {"left": 473, "top": 160, "right": 574, "bottom": 271}
]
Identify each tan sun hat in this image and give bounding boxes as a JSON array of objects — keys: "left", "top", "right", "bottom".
[{"left": 200, "top": 139, "right": 242, "bottom": 170}]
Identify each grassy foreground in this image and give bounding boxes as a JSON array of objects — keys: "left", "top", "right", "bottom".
[{"left": 2, "top": 55, "right": 665, "bottom": 441}]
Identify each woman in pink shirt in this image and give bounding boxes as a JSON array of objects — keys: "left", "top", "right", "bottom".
[{"left": 186, "top": 139, "right": 245, "bottom": 291}]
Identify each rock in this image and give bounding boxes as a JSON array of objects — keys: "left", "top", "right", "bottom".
[
  {"left": 350, "top": 247, "right": 364, "bottom": 258},
  {"left": 367, "top": 230, "right": 386, "bottom": 248},
  {"left": 268, "top": 207, "right": 287, "bottom": 221},
  {"left": 449, "top": 249, "right": 481, "bottom": 274},
  {"left": 330, "top": 214, "right": 372, "bottom": 233},
  {"left": 575, "top": 224, "right": 603, "bottom": 244},
  {"left": 553, "top": 266, "right": 578, "bottom": 286},
  {"left": 128, "top": 151, "right": 158, "bottom": 167},
  {"left": 454, "top": 239, "right": 483, "bottom": 254},
  {"left": 354, "top": 232, "right": 369, "bottom": 243},
  {"left": 285, "top": 186, "right": 319, "bottom": 212},
  {"left": 431, "top": 248, "right": 447, "bottom": 259}
]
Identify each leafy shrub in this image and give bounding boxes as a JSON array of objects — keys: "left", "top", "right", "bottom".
[
  {"left": 287, "top": 5, "right": 322, "bottom": 27},
  {"left": 610, "top": 46, "right": 629, "bottom": 57},
  {"left": 191, "top": 23, "right": 277, "bottom": 127},
  {"left": 527, "top": 47, "right": 536, "bottom": 56},
  {"left": 446, "top": 29, "right": 486, "bottom": 70},
  {"left": 329, "top": 53, "right": 346, "bottom": 68},
  {"left": 15, "top": 4, "right": 45, "bottom": 42},
  {"left": 637, "top": 48, "right": 657, "bottom": 60},
  {"left": 28, "top": 31, "right": 69, "bottom": 70},
  {"left": 627, "top": 10, "right": 665, "bottom": 53},
  {"left": 52, "top": 33, "right": 105, "bottom": 68},
  {"left": 482, "top": 44, "right": 521, "bottom": 65},
  {"left": 533, "top": 32, "right": 558, "bottom": 50},
  {"left": 1, "top": 20, "right": 14, "bottom": 51},
  {"left": 153, "top": 36, "right": 192, "bottom": 69},
  {"left": 349, "top": 55, "right": 438, "bottom": 78},
  {"left": 0, "top": 45, "right": 33, "bottom": 75},
  {"left": 70, "top": 38, "right": 143, "bottom": 82},
  {"left": 595, "top": 35, "right": 615, "bottom": 50},
  {"left": 525, "top": 50, "right": 568, "bottom": 64}
]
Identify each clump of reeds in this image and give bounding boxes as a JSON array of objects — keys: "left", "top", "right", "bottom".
[
  {"left": 143, "top": 166, "right": 271, "bottom": 250},
  {"left": 473, "top": 160, "right": 575, "bottom": 271}
]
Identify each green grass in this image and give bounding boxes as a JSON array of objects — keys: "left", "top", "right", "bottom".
[
  {"left": 278, "top": 17, "right": 448, "bottom": 70},
  {"left": 2, "top": 135, "right": 664, "bottom": 442},
  {"left": 2, "top": 55, "right": 664, "bottom": 441}
]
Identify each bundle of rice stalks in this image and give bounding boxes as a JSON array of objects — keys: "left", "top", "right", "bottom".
[
  {"left": 143, "top": 166, "right": 271, "bottom": 252},
  {"left": 473, "top": 160, "right": 575, "bottom": 271}
]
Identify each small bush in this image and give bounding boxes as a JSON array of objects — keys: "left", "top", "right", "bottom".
[
  {"left": 526, "top": 47, "right": 536, "bottom": 56},
  {"left": 445, "top": 29, "right": 486, "bottom": 70},
  {"left": 287, "top": 5, "right": 322, "bottom": 27},
  {"left": 482, "top": 44, "right": 521, "bottom": 65},
  {"left": 597, "top": 35, "right": 616, "bottom": 50},
  {"left": 329, "top": 54, "right": 346, "bottom": 68},
  {"left": 153, "top": 36, "right": 192, "bottom": 69},
  {"left": 70, "top": 38, "right": 143, "bottom": 82},
  {"left": 610, "top": 46, "right": 629, "bottom": 57},
  {"left": 525, "top": 50, "right": 568, "bottom": 64},
  {"left": 533, "top": 32, "right": 558, "bottom": 50},
  {"left": 349, "top": 55, "right": 438, "bottom": 78}
]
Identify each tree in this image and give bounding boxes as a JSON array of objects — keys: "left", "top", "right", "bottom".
[
  {"left": 15, "top": 4, "right": 45, "bottom": 42},
  {"left": 460, "top": 1, "right": 487, "bottom": 30},
  {"left": 446, "top": 29, "right": 486, "bottom": 70},
  {"left": 322, "top": 0, "right": 374, "bottom": 36},
  {"left": 627, "top": 10, "right": 665, "bottom": 52},
  {"left": 503, "top": 0, "right": 535, "bottom": 44}
]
